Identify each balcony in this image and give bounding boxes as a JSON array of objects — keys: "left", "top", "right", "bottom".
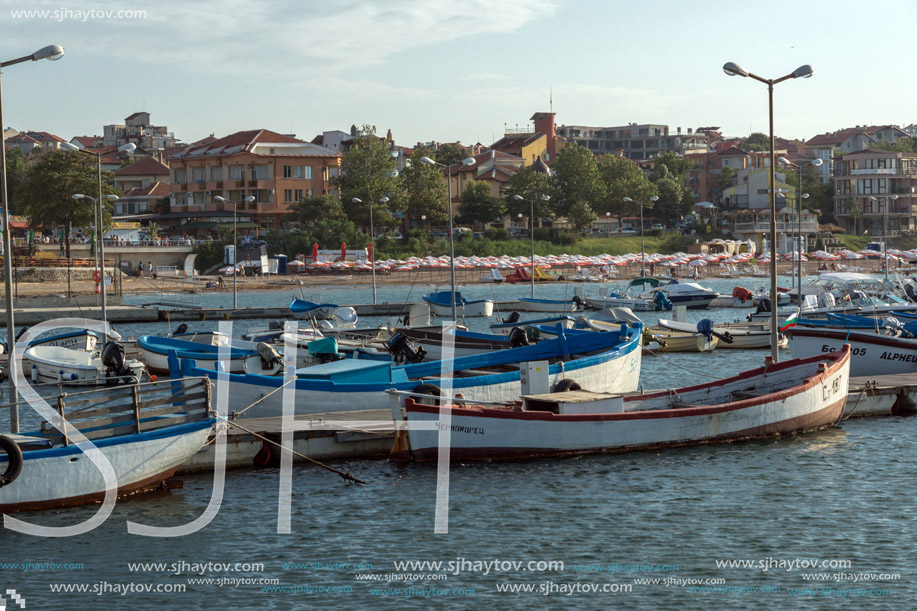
[
  {"left": 850, "top": 168, "right": 898, "bottom": 175},
  {"left": 732, "top": 222, "right": 818, "bottom": 233}
]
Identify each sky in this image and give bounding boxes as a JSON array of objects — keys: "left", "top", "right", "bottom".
[{"left": 3, "top": 0, "right": 916, "bottom": 149}]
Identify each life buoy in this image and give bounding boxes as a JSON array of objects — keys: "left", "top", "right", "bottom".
[
  {"left": 553, "top": 379, "right": 582, "bottom": 393},
  {"left": 0, "top": 435, "right": 23, "bottom": 488},
  {"left": 413, "top": 383, "right": 441, "bottom": 406},
  {"left": 92, "top": 270, "right": 102, "bottom": 283}
]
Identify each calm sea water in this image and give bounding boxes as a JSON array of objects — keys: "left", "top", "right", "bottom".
[{"left": 1, "top": 277, "right": 912, "bottom": 609}]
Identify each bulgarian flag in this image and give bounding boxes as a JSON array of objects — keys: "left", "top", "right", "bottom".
[{"left": 780, "top": 310, "right": 799, "bottom": 332}]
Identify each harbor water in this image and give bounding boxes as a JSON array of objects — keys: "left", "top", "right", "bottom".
[{"left": 1, "top": 277, "right": 912, "bottom": 609}]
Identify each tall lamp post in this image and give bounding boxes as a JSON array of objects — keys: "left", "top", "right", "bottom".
[
  {"left": 623, "top": 195, "right": 659, "bottom": 277},
  {"left": 514, "top": 194, "right": 550, "bottom": 298},
  {"left": 724, "top": 60, "right": 814, "bottom": 363},
  {"left": 215, "top": 195, "right": 255, "bottom": 309},
  {"left": 420, "top": 156, "right": 476, "bottom": 320},
  {"left": 72, "top": 193, "right": 119, "bottom": 323},
  {"left": 869, "top": 194, "right": 898, "bottom": 279},
  {"left": 351, "top": 196, "right": 385, "bottom": 304},
  {"left": 0, "top": 44, "right": 65, "bottom": 433},
  {"left": 778, "top": 156, "right": 823, "bottom": 304}
]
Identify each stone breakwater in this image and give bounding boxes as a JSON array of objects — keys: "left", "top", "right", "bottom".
[{"left": 12, "top": 267, "right": 124, "bottom": 282}]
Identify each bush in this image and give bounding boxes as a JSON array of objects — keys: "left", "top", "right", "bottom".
[
  {"left": 193, "top": 241, "right": 227, "bottom": 272},
  {"left": 659, "top": 233, "right": 695, "bottom": 254},
  {"left": 645, "top": 229, "right": 663, "bottom": 237},
  {"left": 484, "top": 227, "right": 509, "bottom": 241},
  {"left": 532, "top": 227, "right": 551, "bottom": 242},
  {"left": 551, "top": 231, "right": 578, "bottom": 246}
]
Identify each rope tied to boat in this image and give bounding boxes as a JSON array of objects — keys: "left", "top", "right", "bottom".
[
  {"left": 842, "top": 380, "right": 875, "bottom": 421},
  {"left": 231, "top": 378, "right": 297, "bottom": 418},
  {"left": 216, "top": 414, "right": 367, "bottom": 485}
]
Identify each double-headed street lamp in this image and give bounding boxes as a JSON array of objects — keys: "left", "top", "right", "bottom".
[
  {"left": 514, "top": 194, "right": 550, "bottom": 298},
  {"left": 724, "top": 60, "right": 814, "bottom": 363},
  {"left": 420, "top": 155, "right": 476, "bottom": 320},
  {"left": 622, "top": 195, "right": 659, "bottom": 277},
  {"left": 351, "top": 196, "right": 387, "bottom": 304},
  {"left": 869, "top": 194, "right": 899, "bottom": 279},
  {"left": 0, "top": 44, "right": 65, "bottom": 432},
  {"left": 778, "top": 156, "right": 823, "bottom": 304},
  {"left": 215, "top": 195, "right": 255, "bottom": 309}
]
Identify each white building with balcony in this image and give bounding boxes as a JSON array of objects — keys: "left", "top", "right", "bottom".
[{"left": 833, "top": 150, "right": 917, "bottom": 235}]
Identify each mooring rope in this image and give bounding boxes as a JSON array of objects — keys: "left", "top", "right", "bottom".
[{"left": 215, "top": 414, "right": 366, "bottom": 485}]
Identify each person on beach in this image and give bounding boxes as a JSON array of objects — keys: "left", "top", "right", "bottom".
[{"left": 138, "top": 261, "right": 144, "bottom": 277}]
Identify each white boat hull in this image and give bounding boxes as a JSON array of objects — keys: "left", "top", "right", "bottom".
[
  {"left": 0, "top": 422, "right": 212, "bottom": 512},
  {"left": 428, "top": 300, "right": 494, "bottom": 318},
  {"left": 585, "top": 296, "right": 656, "bottom": 311},
  {"left": 25, "top": 346, "right": 146, "bottom": 386},
  {"left": 787, "top": 327, "right": 917, "bottom": 376},
  {"left": 398, "top": 349, "right": 850, "bottom": 461},
  {"left": 516, "top": 298, "right": 578, "bottom": 313}
]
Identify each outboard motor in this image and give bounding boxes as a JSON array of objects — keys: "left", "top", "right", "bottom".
[
  {"left": 100, "top": 341, "right": 134, "bottom": 384},
  {"left": 755, "top": 298, "right": 772, "bottom": 314},
  {"left": 696, "top": 319, "right": 733, "bottom": 344},
  {"left": 386, "top": 332, "right": 426, "bottom": 364},
  {"left": 256, "top": 342, "right": 284, "bottom": 370},
  {"left": 509, "top": 326, "right": 530, "bottom": 348},
  {"left": 268, "top": 320, "right": 283, "bottom": 331},
  {"left": 653, "top": 291, "right": 672, "bottom": 311},
  {"left": 172, "top": 323, "right": 189, "bottom": 336},
  {"left": 572, "top": 295, "right": 585, "bottom": 310},
  {"left": 905, "top": 284, "right": 917, "bottom": 303},
  {"left": 504, "top": 311, "right": 522, "bottom": 325},
  {"left": 525, "top": 325, "right": 542, "bottom": 343}
]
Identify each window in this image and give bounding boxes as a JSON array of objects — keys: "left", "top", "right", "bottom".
[
  {"left": 174, "top": 168, "right": 187, "bottom": 183},
  {"left": 250, "top": 165, "right": 269, "bottom": 180},
  {"left": 294, "top": 166, "right": 302, "bottom": 179},
  {"left": 304, "top": 166, "right": 312, "bottom": 180},
  {"left": 283, "top": 165, "right": 293, "bottom": 179},
  {"left": 861, "top": 178, "right": 873, "bottom": 194},
  {"left": 294, "top": 189, "right": 304, "bottom": 201},
  {"left": 228, "top": 166, "right": 244, "bottom": 180},
  {"left": 878, "top": 178, "right": 886, "bottom": 193},
  {"left": 284, "top": 189, "right": 293, "bottom": 202},
  {"left": 192, "top": 167, "right": 206, "bottom": 182},
  {"left": 210, "top": 167, "right": 223, "bottom": 181}
]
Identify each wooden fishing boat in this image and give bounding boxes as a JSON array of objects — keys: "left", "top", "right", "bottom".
[
  {"left": 516, "top": 297, "right": 578, "bottom": 313},
  {"left": 137, "top": 335, "right": 283, "bottom": 376},
  {"left": 392, "top": 345, "right": 850, "bottom": 462},
  {"left": 24, "top": 344, "right": 147, "bottom": 386},
  {"left": 422, "top": 291, "right": 494, "bottom": 318},
  {"left": 657, "top": 319, "right": 788, "bottom": 350},
  {"left": 0, "top": 377, "right": 213, "bottom": 512},
  {"left": 174, "top": 326, "right": 643, "bottom": 419},
  {"left": 786, "top": 327, "right": 917, "bottom": 376}
]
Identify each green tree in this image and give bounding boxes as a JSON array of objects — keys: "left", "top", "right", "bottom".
[
  {"left": 552, "top": 143, "right": 605, "bottom": 220},
  {"left": 567, "top": 199, "right": 597, "bottom": 233},
  {"left": 743, "top": 132, "right": 770, "bottom": 152},
  {"left": 456, "top": 181, "right": 505, "bottom": 230},
  {"left": 402, "top": 148, "right": 448, "bottom": 227},
  {"left": 653, "top": 175, "right": 689, "bottom": 226},
  {"left": 501, "top": 166, "right": 554, "bottom": 224},
  {"left": 651, "top": 150, "right": 690, "bottom": 183},
  {"left": 433, "top": 144, "right": 463, "bottom": 167},
  {"left": 288, "top": 195, "right": 347, "bottom": 227},
  {"left": 868, "top": 138, "right": 917, "bottom": 153},
  {"left": 17, "top": 150, "right": 118, "bottom": 258},
  {"left": 845, "top": 196, "right": 861, "bottom": 235},
  {"left": 597, "top": 155, "right": 655, "bottom": 228},
  {"left": 716, "top": 166, "right": 738, "bottom": 202},
  {"left": 334, "top": 124, "right": 403, "bottom": 229},
  {"left": 4, "top": 148, "right": 29, "bottom": 212}
]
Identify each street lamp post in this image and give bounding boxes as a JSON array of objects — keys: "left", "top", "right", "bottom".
[
  {"left": 351, "top": 196, "right": 384, "bottom": 304},
  {"left": 0, "top": 44, "right": 65, "bottom": 432},
  {"left": 420, "top": 156, "right": 476, "bottom": 320},
  {"left": 778, "top": 156, "right": 823, "bottom": 305},
  {"left": 724, "top": 60, "right": 814, "bottom": 363},
  {"left": 514, "top": 194, "right": 550, "bottom": 298},
  {"left": 869, "top": 194, "right": 898, "bottom": 279},
  {"left": 215, "top": 195, "right": 255, "bottom": 309},
  {"left": 72, "top": 193, "right": 119, "bottom": 323},
  {"left": 65, "top": 141, "right": 136, "bottom": 324},
  {"left": 623, "top": 195, "right": 659, "bottom": 277}
]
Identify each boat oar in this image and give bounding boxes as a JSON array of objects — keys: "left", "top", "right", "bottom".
[{"left": 217, "top": 415, "right": 367, "bottom": 485}]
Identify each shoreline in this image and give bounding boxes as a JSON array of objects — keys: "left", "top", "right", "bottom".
[{"left": 1, "top": 259, "right": 900, "bottom": 299}]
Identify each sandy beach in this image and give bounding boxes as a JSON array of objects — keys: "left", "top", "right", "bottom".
[{"left": 1, "top": 259, "right": 897, "bottom": 299}]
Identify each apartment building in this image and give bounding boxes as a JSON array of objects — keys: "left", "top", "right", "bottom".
[
  {"left": 833, "top": 150, "right": 917, "bottom": 235},
  {"left": 168, "top": 129, "right": 340, "bottom": 233},
  {"left": 555, "top": 123, "right": 708, "bottom": 160},
  {"left": 104, "top": 112, "right": 178, "bottom": 151},
  {"left": 807, "top": 125, "right": 911, "bottom": 184}
]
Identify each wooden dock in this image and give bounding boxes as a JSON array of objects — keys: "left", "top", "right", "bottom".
[{"left": 845, "top": 374, "right": 917, "bottom": 418}]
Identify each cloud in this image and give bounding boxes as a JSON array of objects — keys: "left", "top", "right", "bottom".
[
  {"left": 460, "top": 72, "right": 505, "bottom": 82},
  {"left": 5, "top": 0, "right": 557, "bottom": 77}
]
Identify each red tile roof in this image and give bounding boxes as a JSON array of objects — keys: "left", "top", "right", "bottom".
[
  {"left": 490, "top": 133, "right": 544, "bottom": 157},
  {"left": 717, "top": 146, "right": 748, "bottom": 157},
  {"left": 123, "top": 181, "right": 171, "bottom": 198},
  {"left": 114, "top": 156, "right": 170, "bottom": 176},
  {"left": 172, "top": 130, "right": 313, "bottom": 159},
  {"left": 71, "top": 136, "right": 103, "bottom": 148}
]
